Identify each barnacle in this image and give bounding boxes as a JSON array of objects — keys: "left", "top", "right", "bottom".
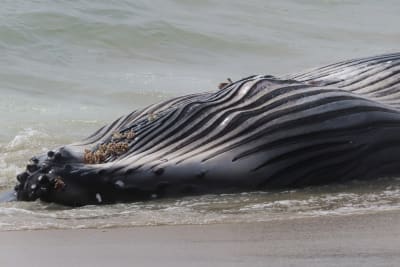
[
  {"left": 126, "top": 130, "right": 136, "bottom": 139},
  {"left": 112, "top": 132, "right": 123, "bottom": 140},
  {"left": 54, "top": 177, "right": 65, "bottom": 191},
  {"left": 148, "top": 113, "right": 156, "bottom": 122}
]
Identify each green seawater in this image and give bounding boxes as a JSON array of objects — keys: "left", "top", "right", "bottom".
[{"left": 1, "top": 0, "right": 400, "bottom": 230}]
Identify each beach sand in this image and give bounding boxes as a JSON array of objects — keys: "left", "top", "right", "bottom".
[{"left": 0, "top": 210, "right": 399, "bottom": 267}]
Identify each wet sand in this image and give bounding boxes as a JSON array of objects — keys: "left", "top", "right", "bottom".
[{"left": 0, "top": 211, "right": 399, "bottom": 267}]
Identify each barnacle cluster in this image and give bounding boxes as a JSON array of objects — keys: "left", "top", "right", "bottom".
[
  {"left": 84, "top": 130, "right": 135, "bottom": 164},
  {"left": 111, "top": 129, "right": 136, "bottom": 141},
  {"left": 84, "top": 142, "right": 129, "bottom": 164}
]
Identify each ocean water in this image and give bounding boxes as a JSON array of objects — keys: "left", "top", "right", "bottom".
[{"left": 1, "top": 0, "right": 400, "bottom": 231}]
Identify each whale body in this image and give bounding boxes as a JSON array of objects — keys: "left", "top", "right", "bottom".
[{"left": 13, "top": 52, "right": 400, "bottom": 206}]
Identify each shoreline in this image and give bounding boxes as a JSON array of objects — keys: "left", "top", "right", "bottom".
[{"left": 0, "top": 210, "right": 399, "bottom": 266}]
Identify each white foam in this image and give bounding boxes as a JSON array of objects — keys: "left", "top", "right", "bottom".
[{"left": 6, "top": 128, "right": 48, "bottom": 150}]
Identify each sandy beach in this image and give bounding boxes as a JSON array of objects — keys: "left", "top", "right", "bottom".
[{"left": 0, "top": 210, "right": 399, "bottom": 267}]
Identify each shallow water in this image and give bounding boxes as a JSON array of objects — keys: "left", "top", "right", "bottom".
[{"left": 1, "top": 0, "right": 400, "bottom": 230}]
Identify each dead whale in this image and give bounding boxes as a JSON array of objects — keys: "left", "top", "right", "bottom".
[{"left": 13, "top": 52, "right": 400, "bottom": 206}]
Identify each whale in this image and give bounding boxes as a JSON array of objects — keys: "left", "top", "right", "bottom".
[{"left": 11, "top": 52, "right": 400, "bottom": 206}]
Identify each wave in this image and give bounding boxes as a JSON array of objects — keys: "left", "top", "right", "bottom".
[{"left": 1, "top": 178, "right": 399, "bottom": 231}]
